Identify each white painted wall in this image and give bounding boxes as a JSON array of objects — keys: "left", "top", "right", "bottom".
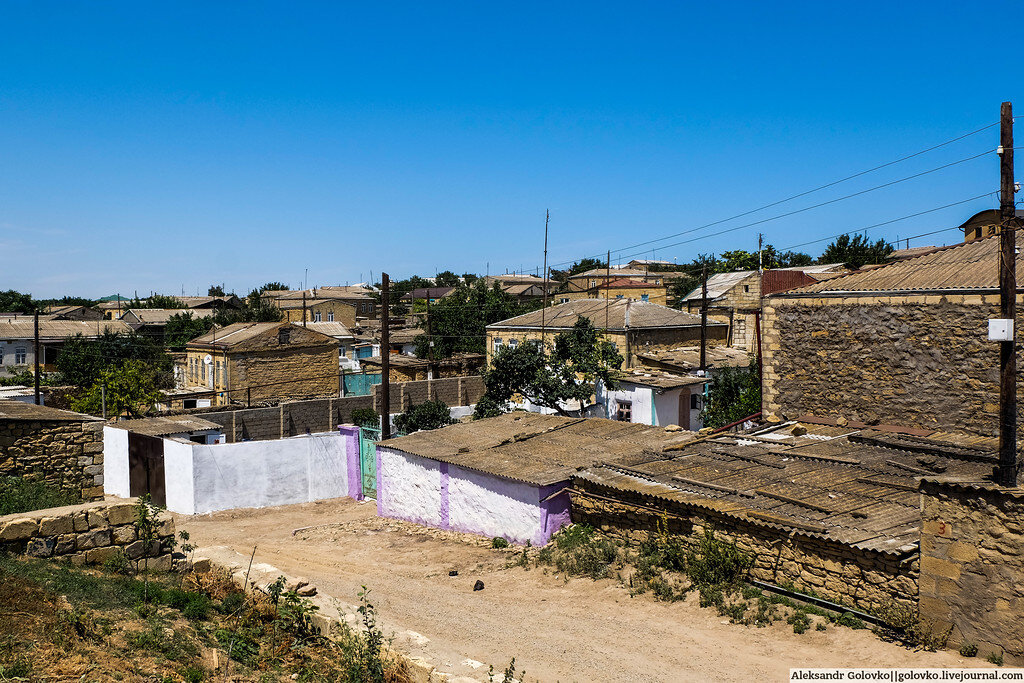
[
  {"left": 163, "top": 439, "right": 196, "bottom": 514},
  {"left": 447, "top": 464, "right": 541, "bottom": 545},
  {"left": 103, "top": 426, "right": 130, "bottom": 497},
  {"left": 597, "top": 382, "right": 654, "bottom": 424},
  {"left": 377, "top": 447, "right": 442, "bottom": 526},
  {"left": 189, "top": 432, "right": 349, "bottom": 514}
]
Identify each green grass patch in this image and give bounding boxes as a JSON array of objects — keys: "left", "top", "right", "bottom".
[{"left": 0, "top": 475, "right": 80, "bottom": 515}]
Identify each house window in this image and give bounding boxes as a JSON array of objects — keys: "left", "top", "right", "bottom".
[
  {"left": 493, "top": 337, "right": 503, "bottom": 353},
  {"left": 615, "top": 294, "right": 624, "bottom": 299},
  {"left": 743, "top": 285, "right": 750, "bottom": 293},
  {"left": 0, "top": 347, "right": 4, "bottom": 364},
  {"left": 314, "top": 312, "right": 322, "bottom": 322},
  {"left": 279, "top": 328, "right": 291, "bottom": 344},
  {"left": 559, "top": 297, "right": 570, "bottom": 304},
  {"left": 327, "top": 312, "right": 334, "bottom": 322},
  {"left": 690, "top": 394, "right": 701, "bottom": 410},
  {"left": 14, "top": 347, "right": 27, "bottom": 364},
  {"left": 201, "top": 363, "right": 206, "bottom": 381},
  {"left": 509, "top": 338, "right": 518, "bottom": 350},
  {"left": 641, "top": 294, "right": 649, "bottom": 302},
  {"left": 589, "top": 280, "right": 597, "bottom": 287},
  {"left": 616, "top": 400, "right": 632, "bottom": 422}
]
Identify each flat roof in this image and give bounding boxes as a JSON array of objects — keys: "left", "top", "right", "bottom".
[{"left": 380, "top": 412, "right": 698, "bottom": 486}]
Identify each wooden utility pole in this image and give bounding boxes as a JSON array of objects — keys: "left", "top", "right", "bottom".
[
  {"left": 33, "top": 310, "right": 40, "bottom": 405},
  {"left": 997, "top": 101, "right": 1019, "bottom": 487},
  {"left": 302, "top": 291, "right": 307, "bottom": 328},
  {"left": 381, "top": 273, "right": 391, "bottom": 440},
  {"left": 699, "top": 266, "right": 708, "bottom": 372},
  {"left": 540, "top": 210, "right": 550, "bottom": 346},
  {"left": 605, "top": 249, "right": 611, "bottom": 332}
]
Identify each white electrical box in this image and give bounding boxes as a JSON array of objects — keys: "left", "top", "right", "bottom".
[{"left": 989, "top": 318, "right": 1014, "bottom": 342}]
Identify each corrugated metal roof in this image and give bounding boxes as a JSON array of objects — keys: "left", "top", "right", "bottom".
[
  {"left": 488, "top": 299, "right": 725, "bottom": 331},
  {"left": 573, "top": 422, "right": 996, "bottom": 556},
  {"left": 781, "top": 233, "right": 1022, "bottom": 295}
]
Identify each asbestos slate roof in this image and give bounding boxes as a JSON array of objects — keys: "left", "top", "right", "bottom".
[
  {"left": 635, "top": 345, "right": 751, "bottom": 371},
  {"left": 114, "top": 415, "right": 223, "bottom": 436},
  {"left": 380, "top": 412, "right": 698, "bottom": 486},
  {"left": 488, "top": 299, "right": 724, "bottom": 331},
  {"left": 0, "top": 403, "right": 100, "bottom": 422},
  {"left": 782, "top": 233, "right": 1024, "bottom": 295},
  {"left": 575, "top": 420, "right": 996, "bottom": 556},
  {"left": 0, "top": 319, "right": 132, "bottom": 341}
]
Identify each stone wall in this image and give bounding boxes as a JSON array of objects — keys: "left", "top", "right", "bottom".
[
  {"left": 0, "top": 498, "right": 176, "bottom": 569},
  {"left": 372, "top": 375, "right": 485, "bottom": 414},
  {"left": 762, "top": 294, "right": 1019, "bottom": 438},
  {"left": 0, "top": 417, "right": 104, "bottom": 501},
  {"left": 229, "top": 345, "right": 340, "bottom": 405},
  {"left": 571, "top": 479, "right": 917, "bottom": 613},
  {"left": 198, "top": 396, "right": 373, "bottom": 443},
  {"left": 919, "top": 478, "right": 1024, "bottom": 664}
]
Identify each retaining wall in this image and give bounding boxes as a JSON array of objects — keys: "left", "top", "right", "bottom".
[
  {"left": 0, "top": 498, "right": 176, "bottom": 569},
  {"left": 0, "top": 415, "right": 104, "bottom": 501}
]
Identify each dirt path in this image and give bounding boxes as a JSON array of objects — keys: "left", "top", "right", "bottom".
[{"left": 176, "top": 498, "right": 985, "bottom": 682}]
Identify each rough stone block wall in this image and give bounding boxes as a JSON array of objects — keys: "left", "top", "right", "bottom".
[
  {"left": 571, "top": 481, "right": 917, "bottom": 613},
  {"left": 919, "top": 480, "right": 1024, "bottom": 664},
  {"left": 0, "top": 499, "right": 176, "bottom": 570},
  {"left": 199, "top": 396, "right": 374, "bottom": 442},
  {"left": 0, "top": 419, "right": 104, "bottom": 501},
  {"left": 762, "top": 295, "right": 1017, "bottom": 438},
  {"left": 230, "top": 345, "right": 339, "bottom": 404}
]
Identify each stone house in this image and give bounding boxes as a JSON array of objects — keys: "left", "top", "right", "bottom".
[
  {"left": 565, "top": 267, "right": 665, "bottom": 292},
  {"left": 485, "top": 298, "right": 728, "bottom": 370},
  {"left": 278, "top": 297, "right": 357, "bottom": 327},
  {"left": 681, "top": 264, "right": 846, "bottom": 352},
  {"left": 761, "top": 233, "right": 1024, "bottom": 438},
  {"left": 264, "top": 286, "right": 377, "bottom": 320},
  {"left": 960, "top": 207, "right": 1024, "bottom": 242},
  {"left": 561, "top": 278, "right": 669, "bottom": 306},
  {"left": 183, "top": 322, "right": 339, "bottom": 406},
  {"left": 44, "top": 305, "right": 104, "bottom": 321},
  {"left": 595, "top": 370, "right": 707, "bottom": 430},
  {"left": 120, "top": 308, "right": 216, "bottom": 341},
  {"left": 0, "top": 402, "right": 104, "bottom": 501}
]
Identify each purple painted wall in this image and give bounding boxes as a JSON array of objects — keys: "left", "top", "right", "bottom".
[{"left": 338, "top": 425, "right": 363, "bottom": 501}]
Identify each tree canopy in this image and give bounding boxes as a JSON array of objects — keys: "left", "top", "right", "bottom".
[
  {"left": 413, "top": 280, "right": 538, "bottom": 358},
  {"left": 207, "top": 285, "right": 225, "bottom": 297},
  {"left": 72, "top": 360, "right": 164, "bottom": 418},
  {"left": 701, "top": 360, "right": 761, "bottom": 429},
  {"left": 0, "top": 290, "right": 37, "bottom": 314},
  {"left": 394, "top": 400, "right": 455, "bottom": 434},
  {"left": 819, "top": 234, "right": 893, "bottom": 269},
  {"left": 475, "top": 317, "right": 623, "bottom": 418},
  {"left": 434, "top": 270, "right": 461, "bottom": 288},
  {"left": 56, "top": 330, "right": 173, "bottom": 389}
]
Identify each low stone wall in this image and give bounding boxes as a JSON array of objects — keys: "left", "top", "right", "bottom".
[
  {"left": 571, "top": 480, "right": 917, "bottom": 614},
  {"left": 373, "top": 375, "right": 485, "bottom": 414},
  {"left": 0, "top": 498, "right": 176, "bottom": 569},
  {"left": 0, "top": 416, "right": 104, "bottom": 501},
  {"left": 196, "top": 396, "right": 373, "bottom": 443},
  {"left": 919, "top": 478, "right": 1024, "bottom": 664}
]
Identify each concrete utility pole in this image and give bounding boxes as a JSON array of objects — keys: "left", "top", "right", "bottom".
[
  {"left": 997, "top": 101, "right": 1019, "bottom": 487},
  {"left": 699, "top": 265, "right": 708, "bottom": 373},
  {"left": 33, "top": 310, "right": 40, "bottom": 405},
  {"left": 381, "top": 273, "right": 391, "bottom": 440}
]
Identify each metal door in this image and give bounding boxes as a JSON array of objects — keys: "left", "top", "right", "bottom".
[
  {"left": 359, "top": 427, "right": 380, "bottom": 499},
  {"left": 128, "top": 432, "right": 166, "bottom": 507}
]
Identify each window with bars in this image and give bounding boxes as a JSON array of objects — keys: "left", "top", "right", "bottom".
[{"left": 616, "top": 400, "right": 632, "bottom": 422}]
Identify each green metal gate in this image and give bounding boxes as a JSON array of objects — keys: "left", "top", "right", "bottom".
[{"left": 358, "top": 427, "right": 380, "bottom": 499}]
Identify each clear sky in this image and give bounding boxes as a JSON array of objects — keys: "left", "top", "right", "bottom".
[{"left": 2, "top": 1, "right": 1020, "bottom": 298}]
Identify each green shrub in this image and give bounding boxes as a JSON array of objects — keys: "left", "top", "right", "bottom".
[
  {"left": 350, "top": 408, "right": 380, "bottom": 429},
  {"left": 540, "top": 524, "right": 620, "bottom": 579},
  {"left": 788, "top": 611, "right": 811, "bottom": 634},
  {"left": 491, "top": 537, "right": 509, "bottom": 549},
  {"left": 987, "top": 651, "right": 1004, "bottom": 667},
  {"left": 685, "top": 528, "right": 752, "bottom": 589},
  {"left": 393, "top": 400, "right": 455, "bottom": 434},
  {"left": 959, "top": 642, "right": 978, "bottom": 657},
  {"left": 0, "top": 476, "right": 80, "bottom": 515}
]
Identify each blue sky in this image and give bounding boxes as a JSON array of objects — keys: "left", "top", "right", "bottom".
[{"left": 1, "top": 2, "right": 1020, "bottom": 298}]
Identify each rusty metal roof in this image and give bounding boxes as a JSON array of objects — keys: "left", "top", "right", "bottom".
[
  {"left": 779, "top": 233, "right": 1023, "bottom": 295},
  {"left": 380, "top": 412, "right": 697, "bottom": 486},
  {"left": 574, "top": 421, "right": 996, "bottom": 556}
]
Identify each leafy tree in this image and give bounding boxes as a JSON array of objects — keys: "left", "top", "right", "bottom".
[
  {"left": 164, "top": 312, "right": 216, "bottom": 350},
  {"left": 476, "top": 317, "right": 623, "bottom": 417},
  {"left": 261, "top": 281, "right": 290, "bottom": 291},
  {"left": 208, "top": 284, "right": 225, "bottom": 297},
  {"left": 550, "top": 257, "right": 607, "bottom": 287},
  {"left": 124, "top": 294, "right": 187, "bottom": 310},
  {"left": 701, "top": 360, "right": 761, "bottom": 429},
  {"left": 393, "top": 400, "right": 455, "bottom": 434},
  {"left": 461, "top": 273, "right": 479, "bottom": 285},
  {"left": 434, "top": 270, "right": 461, "bottom": 288},
  {"left": 350, "top": 408, "right": 381, "bottom": 429},
  {"left": 0, "top": 290, "right": 36, "bottom": 314},
  {"left": 56, "top": 330, "right": 173, "bottom": 389},
  {"left": 819, "top": 234, "right": 893, "bottom": 269},
  {"left": 413, "top": 280, "right": 536, "bottom": 358},
  {"left": 72, "top": 360, "right": 165, "bottom": 418},
  {"left": 34, "top": 295, "right": 96, "bottom": 309}
]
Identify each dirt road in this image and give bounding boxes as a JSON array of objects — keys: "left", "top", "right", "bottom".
[{"left": 177, "top": 498, "right": 983, "bottom": 682}]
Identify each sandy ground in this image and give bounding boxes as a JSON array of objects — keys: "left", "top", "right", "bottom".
[{"left": 176, "top": 498, "right": 989, "bottom": 683}]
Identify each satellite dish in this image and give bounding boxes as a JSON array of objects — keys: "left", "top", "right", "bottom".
[{"left": 203, "top": 354, "right": 213, "bottom": 365}]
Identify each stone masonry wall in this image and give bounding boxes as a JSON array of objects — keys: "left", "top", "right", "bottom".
[
  {"left": 372, "top": 375, "right": 485, "bottom": 414},
  {"left": 572, "top": 480, "right": 917, "bottom": 613},
  {"left": 198, "top": 396, "right": 373, "bottom": 443},
  {"left": 0, "top": 418, "right": 104, "bottom": 501},
  {"left": 919, "top": 479, "right": 1024, "bottom": 664},
  {"left": 230, "top": 345, "right": 340, "bottom": 405},
  {"left": 762, "top": 295, "right": 1019, "bottom": 438},
  {"left": 0, "top": 498, "right": 176, "bottom": 570}
]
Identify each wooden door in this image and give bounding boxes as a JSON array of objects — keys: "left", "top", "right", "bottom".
[{"left": 128, "top": 433, "right": 166, "bottom": 507}]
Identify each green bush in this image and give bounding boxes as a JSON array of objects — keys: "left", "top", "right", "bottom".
[
  {"left": 685, "top": 528, "right": 752, "bottom": 589},
  {"left": 0, "top": 476, "right": 80, "bottom": 516},
  {"left": 491, "top": 537, "right": 509, "bottom": 549},
  {"left": 987, "top": 651, "right": 1004, "bottom": 667},
  {"left": 393, "top": 400, "right": 455, "bottom": 434},
  {"left": 959, "top": 642, "right": 978, "bottom": 657},
  {"left": 350, "top": 408, "right": 380, "bottom": 429}
]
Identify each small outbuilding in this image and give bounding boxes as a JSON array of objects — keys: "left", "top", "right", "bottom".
[{"left": 375, "top": 412, "right": 696, "bottom": 545}]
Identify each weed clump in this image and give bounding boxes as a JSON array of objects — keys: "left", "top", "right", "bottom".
[
  {"left": 959, "top": 642, "right": 978, "bottom": 657},
  {"left": 535, "top": 524, "right": 621, "bottom": 579}
]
